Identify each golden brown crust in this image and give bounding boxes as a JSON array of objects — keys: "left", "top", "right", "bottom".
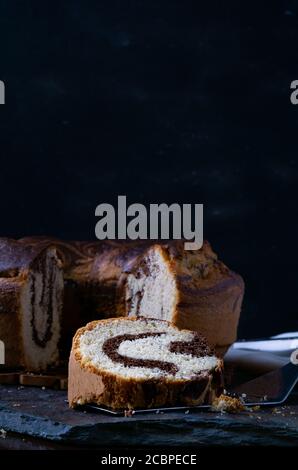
[
  {"left": 68, "top": 317, "right": 224, "bottom": 410},
  {"left": 173, "top": 270, "right": 244, "bottom": 352}
]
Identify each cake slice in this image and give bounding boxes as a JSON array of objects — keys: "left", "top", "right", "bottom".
[
  {"left": 0, "top": 238, "right": 64, "bottom": 371},
  {"left": 68, "top": 317, "right": 223, "bottom": 410}
]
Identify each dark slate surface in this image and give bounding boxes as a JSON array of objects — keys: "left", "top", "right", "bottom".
[{"left": 0, "top": 385, "right": 298, "bottom": 446}]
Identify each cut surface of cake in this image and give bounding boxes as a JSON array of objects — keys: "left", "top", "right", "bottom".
[
  {"left": 126, "top": 241, "right": 244, "bottom": 354},
  {"left": 0, "top": 238, "right": 64, "bottom": 371},
  {"left": 68, "top": 317, "right": 223, "bottom": 410}
]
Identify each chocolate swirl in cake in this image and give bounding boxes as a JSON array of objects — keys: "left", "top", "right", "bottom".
[
  {"left": 103, "top": 332, "right": 179, "bottom": 374},
  {"left": 102, "top": 330, "right": 212, "bottom": 375},
  {"left": 169, "top": 333, "right": 212, "bottom": 357},
  {"left": 30, "top": 254, "right": 55, "bottom": 347}
]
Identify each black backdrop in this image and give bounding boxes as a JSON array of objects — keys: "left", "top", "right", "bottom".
[{"left": 0, "top": 1, "right": 298, "bottom": 339}]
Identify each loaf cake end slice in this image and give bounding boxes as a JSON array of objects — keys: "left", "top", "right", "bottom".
[
  {"left": 68, "top": 317, "right": 223, "bottom": 410},
  {"left": 0, "top": 239, "right": 64, "bottom": 371},
  {"left": 125, "top": 241, "right": 244, "bottom": 354}
]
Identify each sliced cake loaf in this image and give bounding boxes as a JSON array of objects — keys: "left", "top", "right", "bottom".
[
  {"left": 0, "top": 238, "right": 64, "bottom": 370},
  {"left": 68, "top": 317, "right": 223, "bottom": 410},
  {"left": 20, "top": 238, "right": 244, "bottom": 355},
  {"left": 126, "top": 241, "right": 244, "bottom": 355}
]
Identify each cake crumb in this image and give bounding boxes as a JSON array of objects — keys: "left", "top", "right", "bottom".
[{"left": 211, "top": 394, "right": 245, "bottom": 413}]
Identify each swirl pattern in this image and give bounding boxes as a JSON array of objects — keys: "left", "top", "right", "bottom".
[{"left": 79, "top": 317, "right": 218, "bottom": 380}]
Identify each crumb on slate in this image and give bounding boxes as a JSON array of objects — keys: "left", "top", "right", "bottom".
[{"left": 211, "top": 394, "right": 245, "bottom": 413}]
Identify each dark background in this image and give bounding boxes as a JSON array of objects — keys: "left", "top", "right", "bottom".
[{"left": 0, "top": 0, "right": 298, "bottom": 339}]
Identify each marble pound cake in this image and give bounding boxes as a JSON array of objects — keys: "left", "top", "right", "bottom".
[
  {"left": 0, "top": 237, "right": 244, "bottom": 371},
  {"left": 21, "top": 237, "right": 245, "bottom": 355},
  {"left": 68, "top": 317, "right": 223, "bottom": 410}
]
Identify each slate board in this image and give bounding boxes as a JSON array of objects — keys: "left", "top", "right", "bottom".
[{"left": 0, "top": 385, "right": 298, "bottom": 447}]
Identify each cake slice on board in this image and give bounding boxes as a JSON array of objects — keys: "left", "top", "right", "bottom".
[{"left": 68, "top": 317, "right": 223, "bottom": 410}]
